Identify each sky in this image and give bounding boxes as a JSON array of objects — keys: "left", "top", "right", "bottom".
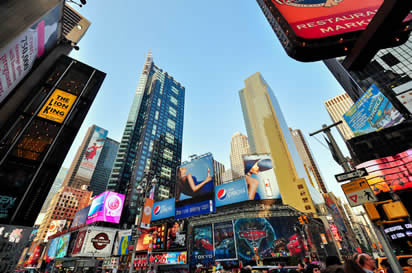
[{"left": 65, "top": 0, "right": 352, "bottom": 198}]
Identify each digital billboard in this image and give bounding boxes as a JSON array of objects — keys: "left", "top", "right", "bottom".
[
  {"left": 55, "top": 233, "right": 70, "bottom": 258},
  {"left": 87, "top": 191, "right": 125, "bottom": 224},
  {"left": 151, "top": 224, "right": 166, "bottom": 251},
  {"left": 136, "top": 228, "right": 153, "bottom": 251},
  {"left": 343, "top": 84, "right": 404, "bottom": 137},
  {"left": 47, "top": 237, "right": 59, "bottom": 260},
  {"left": 45, "top": 220, "right": 66, "bottom": 242},
  {"left": 72, "top": 229, "right": 87, "bottom": 255},
  {"left": 215, "top": 178, "right": 249, "bottom": 207},
  {"left": 76, "top": 126, "right": 108, "bottom": 182},
  {"left": 192, "top": 224, "right": 214, "bottom": 266},
  {"left": 167, "top": 220, "right": 187, "bottom": 250},
  {"left": 0, "top": 3, "right": 61, "bottom": 104},
  {"left": 148, "top": 251, "right": 187, "bottom": 265},
  {"left": 214, "top": 221, "right": 237, "bottom": 261},
  {"left": 112, "top": 230, "right": 131, "bottom": 256},
  {"left": 175, "top": 153, "right": 215, "bottom": 219},
  {"left": 243, "top": 154, "right": 281, "bottom": 200},
  {"left": 357, "top": 148, "right": 412, "bottom": 194},
  {"left": 151, "top": 198, "right": 175, "bottom": 221},
  {"left": 66, "top": 230, "right": 79, "bottom": 255},
  {"left": 234, "top": 217, "right": 303, "bottom": 261},
  {"left": 78, "top": 228, "right": 116, "bottom": 257},
  {"left": 72, "top": 205, "right": 90, "bottom": 228}
]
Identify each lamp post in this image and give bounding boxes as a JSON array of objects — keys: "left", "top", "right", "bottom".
[{"left": 129, "top": 170, "right": 158, "bottom": 273}]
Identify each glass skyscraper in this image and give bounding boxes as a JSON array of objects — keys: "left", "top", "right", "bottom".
[{"left": 107, "top": 51, "right": 185, "bottom": 225}]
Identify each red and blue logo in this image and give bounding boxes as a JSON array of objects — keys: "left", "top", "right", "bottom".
[
  {"left": 153, "top": 205, "right": 161, "bottom": 216},
  {"left": 217, "top": 189, "right": 226, "bottom": 200}
]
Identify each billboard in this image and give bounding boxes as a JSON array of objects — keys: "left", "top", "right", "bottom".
[
  {"left": 215, "top": 178, "right": 249, "bottom": 207},
  {"left": 87, "top": 191, "right": 125, "bottom": 224},
  {"left": 45, "top": 220, "right": 66, "bottom": 242},
  {"left": 357, "top": 148, "right": 412, "bottom": 194},
  {"left": 0, "top": 225, "right": 33, "bottom": 272},
  {"left": 76, "top": 126, "right": 108, "bottom": 181},
  {"left": 214, "top": 221, "right": 237, "bottom": 261},
  {"left": 243, "top": 154, "right": 281, "bottom": 200},
  {"left": 167, "top": 220, "right": 187, "bottom": 250},
  {"left": 72, "top": 205, "right": 90, "bottom": 228},
  {"left": 112, "top": 230, "right": 131, "bottom": 256},
  {"left": 0, "top": 3, "right": 61, "bottom": 104},
  {"left": 47, "top": 237, "right": 60, "bottom": 260},
  {"left": 175, "top": 153, "right": 215, "bottom": 219},
  {"left": 72, "top": 229, "right": 87, "bottom": 255},
  {"left": 136, "top": 228, "right": 152, "bottom": 251},
  {"left": 55, "top": 233, "right": 70, "bottom": 258},
  {"left": 141, "top": 198, "right": 154, "bottom": 229},
  {"left": 148, "top": 251, "right": 187, "bottom": 265},
  {"left": 78, "top": 228, "right": 116, "bottom": 257},
  {"left": 151, "top": 224, "right": 166, "bottom": 251},
  {"left": 66, "top": 230, "right": 79, "bottom": 255},
  {"left": 151, "top": 198, "right": 175, "bottom": 221},
  {"left": 343, "top": 84, "right": 404, "bottom": 136},
  {"left": 37, "top": 89, "right": 77, "bottom": 123},
  {"left": 234, "top": 217, "right": 303, "bottom": 261},
  {"left": 192, "top": 224, "right": 214, "bottom": 266}
]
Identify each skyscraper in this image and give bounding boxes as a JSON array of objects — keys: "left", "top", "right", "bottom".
[
  {"left": 230, "top": 132, "right": 250, "bottom": 178},
  {"left": 40, "top": 167, "right": 69, "bottom": 213},
  {"left": 107, "top": 52, "right": 185, "bottom": 225},
  {"left": 239, "top": 73, "right": 323, "bottom": 214},
  {"left": 289, "top": 128, "right": 328, "bottom": 194},
  {"left": 324, "top": 39, "right": 412, "bottom": 116},
  {"left": 213, "top": 159, "right": 225, "bottom": 186},
  {"left": 324, "top": 93, "right": 355, "bottom": 140}
]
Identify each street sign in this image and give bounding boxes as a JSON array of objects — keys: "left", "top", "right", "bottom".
[
  {"left": 335, "top": 168, "right": 368, "bottom": 182},
  {"left": 341, "top": 178, "right": 377, "bottom": 207}
]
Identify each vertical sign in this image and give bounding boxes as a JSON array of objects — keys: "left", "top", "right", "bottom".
[
  {"left": 141, "top": 198, "right": 154, "bottom": 229},
  {"left": 37, "top": 89, "right": 77, "bottom": 123}
]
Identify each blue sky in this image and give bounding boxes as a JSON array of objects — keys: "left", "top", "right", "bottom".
[{"left": 66, "top": 0, "right": 351, "bottom": 198}]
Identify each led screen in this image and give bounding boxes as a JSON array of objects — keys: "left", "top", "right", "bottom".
[
  {"left": 167, "top": 220, "right": 187, "bottom": 250},
  {"left": 87, "top": 191, "right": 125, "bottom": 224},
  {"left": 55, "top": 233, "right": 70, "bottom": 258},
  {"left": 192, "top": 224, "right": 214, "bottom": 266},
  {"left": 214, "top": 221, "right": 237, "bottom": 261}
]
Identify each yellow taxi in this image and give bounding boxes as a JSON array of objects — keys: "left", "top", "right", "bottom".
[{"left": 376, "top": 255, "right": 412, "bottom": 273}]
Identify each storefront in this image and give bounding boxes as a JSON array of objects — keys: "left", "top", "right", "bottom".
[{"left": 103, "top": 257, "right": 119, "bottom": 273}]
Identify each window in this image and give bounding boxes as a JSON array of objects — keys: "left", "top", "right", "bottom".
[
  {"left": 381, "top": 53, "right": 400, "bottom": 67},
  {"left": 169, "top": 106, "right": 177, "bottom": 117},
  {"left": 160, "top": 166, "right": 172, "bottom": 179},
  {"left": 163, "top": 148, "right": 173, "bottom": 161},
  {"left": 305, "top": 205, "right": 311, "bottom": 210},
  {"left": 297, "top": 184, "right": 304, "bottom": 189},
  {"left": 167, "top": 119, "right": 176, "bottom": 130},
  {"left": 170, "top": 96, "right": 178, "bottom": 106},
  {"left": 155, "top": 111, "right": 159, "bottom": 120},
  {"left": 152, "top": 125, "right": 157, "bottom": 135},
  {"left": 171, "top": 86, "right": 179, "bottom": 95},
  {"left": 302, "top": 198, "right": 309, "bottom": 203},
  {"left": 157, "top": 98, "right": 161, "bottom": 107},
  {"left": 165, "top": 132, "right": 174, "bottom": 144},
  {"left": 149, "top": 140, "right": 154, "bottom": 152}
]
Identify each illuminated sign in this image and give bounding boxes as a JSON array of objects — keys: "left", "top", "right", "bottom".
[
  {"left": 215, "top": 178, "right": 249, "bottom": 207},
  {"left": 87, "top": 191, "right": 125, "bottom": 224},
  {"left": 37, "top": 89, "right": 77, "bottom": 123},
  {"left": 151, "top": 198, "right": 175, "bottom": 221},
  {"left": 148, "top": 251, "right": 187, "bottom": 265}
]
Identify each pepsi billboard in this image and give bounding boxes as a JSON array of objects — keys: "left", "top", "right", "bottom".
[
  {"left": 175, "top": 200, "right": 215, "bottom": 220},
  {"left": 151, "top": 198, "right": 175, "bottom": 221},
  {"left": 215, "top": 178, "right": 249, "bottom": 207}
]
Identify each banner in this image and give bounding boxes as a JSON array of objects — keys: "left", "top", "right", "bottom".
[
  {"left": 192, "top": 224, "right": 214, "bottom": 266},
  {"left": 55, "top": 233, "right": 70, "bottom": 258},
  {"left": 45, "top": 220, "right": 66, "bottom": 242},
  {"left": 175, "top": 199, "right": 214, "bottom": 220},
  {"left": 167, "top": 220, "right": 187, "bottom": 250},
  {"left": 343, "top": 84, "right": 404, "bottom": 136},
  {"left": 243, "top": 154, "right": 281, "bottom": 200},
  {"left": 151, "top": 198, "right": 175, "bottom": 221},
  {"left": 87, "top": 191, "right": 125, "bottom": 224},
  {"left": 215, "top": 178, "right": 249, "bottom": 207},
  {"left": 141, "top": 198, "right": 154, "bottom": 229},
  {"left": 214, "top": 221, "right": 237, "bottom": 261},
  {"left": 0, "top": 4, "right": 61, "bottom": 104},
  {"left": 112, "top": 230, "right": 131, "bottom": 256},
  {"left": 76, "top": 126, "right": 108, "bottom": 181},
  {"left": 72, "top": 230, "right": 86, "bottom": 255}
]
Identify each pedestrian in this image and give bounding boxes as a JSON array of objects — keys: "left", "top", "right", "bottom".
[
  {"left": 343, "top": 258, "right": 365, "bottom": 273},
  {"left": 278, "top": 263, "right": 287, "bottom": 273},
  {"left": 297, "top": 262, "right": 306, "bottom": 272},
  {"left": 240, "top": 265, "right": 252, "bottom": 273},
  {"left": 305, "top": 264, "right": 321, "bottom": 273},
  {"left": 358, "top": 254, "right": 377, "bottom": 273},
  {"left": 379, "top": 260, "right": 394, "bottom": 273},
  {"left": 324, "top": 256, "right": 344, "bottom": 273}
]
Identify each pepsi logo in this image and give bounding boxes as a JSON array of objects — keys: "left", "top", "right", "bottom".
[
  {"left": 217, "top": 189, "right": 226, "bottom": 200},
  {"left": 153, "top": 206, "right": 161, "bottom": 216}
]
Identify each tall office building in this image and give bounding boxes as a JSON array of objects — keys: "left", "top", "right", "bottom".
[
  {"left": 230, "top": 132, "right": 250, "bottom": 178},
  {"left": 40, "top": 167, "right": 69, "bottom": 213},
  {"left": 324, "top": 39, "right": 412, "bottom": 115},
  {"left": 289, "top": 128, "right": 328, "bottom": 194},
  {"left": 239, "top": 73, "right": 324, "bottom": 214},
  {"left": 63, "top": 125, "right": 111, "bottom": 191},
  {"left": 89, "top": 137, "right": 119, "bottom": 196},
  {"left": 324, "top": 93, "right": 355, "bottom": 140},
  {"left": 107, "top": 52, "right": 185, "bottom": 225},
  {"left": 213, "top": 159, "right": 225, "bottom": 186}
]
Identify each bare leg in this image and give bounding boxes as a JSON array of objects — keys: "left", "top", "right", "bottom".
[{"left": 245, "top": 176, "right": 259, "bottom": 200}]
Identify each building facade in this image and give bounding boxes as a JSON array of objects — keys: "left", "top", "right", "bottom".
[
  {"left": 239, "top": 73, "right": 323, "bottom": 215},
  {"left": 107, "top": 52, "right": 185, "bottom": 225},
  {"left": 213, "top": 159, "right": 225, "bottom": 186},
  {"left": 40, "top": 167, "right": 69, "bottom": 213},
  {"left": 35, "top": 186, "right": 91, "bottom": 243},
  {"left": 324, "top": 93, "right": 355, "bottom": 140},
  {"left": 229, "top": 132, "right": 250, "bottom": 178},
  {"left": 290, "top": 128, "right": 328, "bottom": 194}
]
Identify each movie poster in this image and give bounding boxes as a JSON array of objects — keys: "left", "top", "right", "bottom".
[
  {"left": 214, "top": 221, "right": 237, "bottom": 261},
  {"left": 192, "top": 224, "right": 214, "bottom": 265},
  {"left": 167, "top": 221, "right": 186, "bottom": 250}
]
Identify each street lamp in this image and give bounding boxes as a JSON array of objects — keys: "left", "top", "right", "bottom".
[{"left": 129, "top": 170, "right": 158, "bottom": 273}]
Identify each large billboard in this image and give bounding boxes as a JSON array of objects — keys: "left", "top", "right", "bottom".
[
  {"left": 45, "top": 220, "right": 66, "bottom": 242},
  {"left": 0, "top": 4, "right": 61, "bottom": 104},
  {"left": 175, "top": 154, "right": 215, "bottom": 219},
  {"left": 37, "top": 89, "right": 77, "bottom": 123},
  {"left": 192, "top": 224, "right": 214, "bottom": 266},
  {"left": 343, "top": 84, "right": 404, "bottom": 137},
  {"left": 136, "top": 228, "right": 152, "bottom": 251},
  {"left": 55, "top": 233, "right": 70, "bottom": 259},
  {"left": 76, "top": 126, "right": 108, "bottom": 182},
  {"left": 47, "top": 237, "right": 60, "bottom": 260},
  {"left": 151, "top": 224, "right": 166, "bottom": 251},
  {"left": 151, "top": 198, "right": 175, "bottom": 221},
  {"left": 148, "top": 251, "right": 187, "bottom": 265},
  {"left": 72, "top": 229, "right": 87, "bottom": 255},
  {"left": 215, "top": 178, "right": 250, "bottom": 207},
  {"left": 0, "top": 225, "right": 32, "bottom": 272},
  {"left": 71, "top": 205, "right": 90, "bottom": 228},
  {"left": 167, "top": 220, "right": 187, "bottom": 250},
  {"left": 357, "top": 148, "right": 412, "bottom": 194},
  {"left": 234, "top": 217, "right": 303, "bottom": 261},
  {"left": 87, "top": 191, "right": 125, "bottom": 224},
  {"left": 75, "top": 228, "right": 116, "bottom": 257},
  {"left": 214, "top": 221, "right": 237, "bottom": 261},
  {"left": 112, "top": 230, "right": 131, "bottom": 256},
  {"left": 243, "top": 154, "right": 281, "bottom": 200}
]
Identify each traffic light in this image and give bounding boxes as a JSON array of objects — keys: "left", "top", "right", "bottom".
[{"left": 298, "top": 216, "right": 305, "bottom": 225}]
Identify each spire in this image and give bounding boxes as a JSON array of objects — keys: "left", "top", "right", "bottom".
[
  {"left": 143, "top": 49, "right": 153, "bottom": 74},
  {"left": 146, "top": 49, "right": 153, "bottom": 63}
]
